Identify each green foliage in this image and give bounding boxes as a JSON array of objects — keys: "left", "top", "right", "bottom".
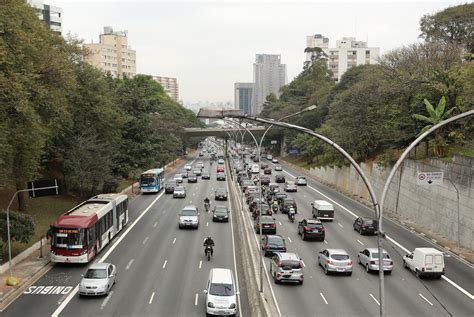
[
  {"left": 0, "top": 210, "right": 35, "bottom": 245},
  {"left": 419, "top": 3, "right": 474, "bottom": 52}
]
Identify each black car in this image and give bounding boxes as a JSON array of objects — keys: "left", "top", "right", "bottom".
[
  {"left": 164, "top": 182, "right": 176, "bottom": 194},
  {"left": 280, "top": 197, "right": 297, "bottom": 213},
  {"left": 215, "top": 188, "right": 228, "bottom": 201},
  {"left": 264, "top": 168, "right": 272, "bottom": 175},
  {"left": 240, "top": 180, "right": 254, "bottom": 192},
  {"left": 275, "top": 175, "right": 286, "bottom": 183},
  {"left": 260, "top": 163, "right": 269, "bottom": 169},
  {"left": 260, "top": 175, "right": 271, "bottom": 185},
  {"left": 262, "top": 235, "right": 287, "bottom": 256},
  {"left": 274, "top": 193, "right": 288, "bottom": 204},
  {"left": 187, "top": 173, "right": 198, "bottom": 183},
  {"left": 212, "top": 205, "right": 229, "bottom": 222},
  {"left": 217, "top": 172, "right": 226, "bottom": 181},
  {"left": 201, "top": 172, "right": 210, "bottom": 180},
  {"left": 255, "top": 215, "right": 277, "bottom": 234},
  {"left": 353, "top": 217, "right": 378, "bottom": 235},
  {"left": 298, "top": 219, "right": 325, "bottom": 241}
]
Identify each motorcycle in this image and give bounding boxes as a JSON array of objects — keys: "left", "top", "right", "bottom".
[
  {"left": 272, "top": 204, "right": 279, "bottom": 214},
  {"left": 204, "top": 202, "right": 210, "bottom": 213},
  {"left": 288, "top": 212, "right": 295, "bottom": 223},
  {"left": 205, "top": 245, "right": 213, "bottom": 261}
]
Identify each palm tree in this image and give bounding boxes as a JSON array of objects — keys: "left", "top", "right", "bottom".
[{"left": 412, "top": 96, "right": 456, "bottom": 156}]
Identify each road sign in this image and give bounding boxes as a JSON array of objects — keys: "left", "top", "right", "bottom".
[{"left": 417, "top": 172, "right": 443, "bottom": 185}]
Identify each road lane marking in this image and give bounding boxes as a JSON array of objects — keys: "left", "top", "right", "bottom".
[
  {"left": 301, "top": 260, "right": 306, "bottom": 267},
  {"left": 320, "top": 292, "right": 328, "bottom": 305},
  {"left": 194, "top": 293, "right": 199, "bottom": 306},
  {"left": 149, "top": 292, "right": 155, "bottom": 304},
  {"left": 173, "top": 238, "right": 176, "bottom": 244},
  {"left": 357, "top": 239, "right": 364, "bottom": 246},
  {"left": 162, "top": 260, "right": 167, "bottom": 269},
  {"left": 278, "top": 221, "right": 282, "bottom": 226},
  {"left": 100, "top": 291, "right": 113, "bottom": 309},
  {"left": 153, "top": 222, "right": 158, "bottom": 228},
  {"left": 199, "top": 260, "right": 202, "bottom": 269},
  {"left": 52, "top": 191, "right": 166, "bottom": 317},
  {"left": 142, "top": 237, "right": 149, "bottom": 244},
  {"left": 283, "top": 167, "right": 474, "bottom": 300},
  {"left": 227, "top": 179, "right": 242, "bottom": 317},
  {"left": 287, "top": 237, "right": 292, "bottom": 243},
  {"left": 206, "top": 222, "right": 209, "bottom": 227},
  {"left": 324, "top": 240, "right": 328, "bottom": 244},
  {"left": 369, "top": 293, "right": 380, "bottom": 306},
  {"left": 125, "top": 259, "right": 134, "bottom": 270},
  {"left": 419, "top": 293, "right": 433, "bottom": 306},
  {"left": 338, "top": 223, "right": 343, "bottom": 228}
]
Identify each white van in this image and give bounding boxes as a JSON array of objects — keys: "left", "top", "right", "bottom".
[
  {"left": 251, "top": 164, "right": 259, "bottom": 174},
  {"left": 311, "top": 200, "right": 334, "bottom": 221},
  {"left": 204, "top": 268, "right": 238, "bottom": 316},
  {"left": 403, "top": 247, "right": 445, "bottom": 278}
]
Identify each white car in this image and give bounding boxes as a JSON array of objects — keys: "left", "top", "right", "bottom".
[
  {"left": 205, "top": 268, "right": 237, "bottom": 316},
  {"left": 266, "top": 154, "right": 273, "bottom": 160},
  {"left": 184, "top": 164, "right": 192, "bottom": 171},
  {"left": 178, "top": 205, "right": 199, "bottom": 229},
  {"left": 272, "top": 158, "right": 279, "bottom": 163},
  {"left": 296, "top": 176, "right": 307, "bottom": 186},
  {"left": 358, "top": 248, "right": 393, "bottom": 273},
  {"left": 79, "top": 263, "right": 116, "bottom": 296},
  {"left": 274, "top": 165, "right": 282, "bottom": 171},
  {"left": 173, "top": 174, "right": 183, "bottom": 183},
  {"left": 218, "top": 158, "right": 225, "bottom": 164}
]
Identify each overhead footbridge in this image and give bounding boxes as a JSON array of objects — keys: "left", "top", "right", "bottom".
[{"left": 183, "top": 127, "right": 266, "bottom": 138}]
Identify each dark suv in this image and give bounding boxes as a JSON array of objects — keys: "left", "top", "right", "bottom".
[
  {"left": 262, "top": 235, "right": 287, "bottom": 256},
  {"left": 280, "top": 197, "right": 297, "bottom": 214},
  {"left": 164, "top": 182, "right": 176, "bottom": 194},
  {"left": 255, "top": 215, "right": 276, "bottom": 234},
  {"left": 275, "top": 175, "right": 286, "bottom": 183},
  {"left": 298, "top": 219, "right": 325, "bottom": 241},
  {"left": 260, "top": 175, "right": 271, "bottom": 185},
  {"left": 215, "top": 188, "right": 228, "bottom": 201},
  {"left": 353, "top": 217, "right": 378, "bottom": 235}
]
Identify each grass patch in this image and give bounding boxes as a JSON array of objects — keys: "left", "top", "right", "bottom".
[
  {"left": 116, "top": 178, "right": 134, "bottom": 193},
  {"left": 283, "top": 156, "right": 316, "bottom": 169}
]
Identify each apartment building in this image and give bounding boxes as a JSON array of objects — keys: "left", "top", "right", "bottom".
[
  {"left": 84, "top": 26, "right": 136, "bottom": 78},
  {"left": 27, "top": 0, "right": 62, "bottom": 34},
  {"left": 152, "top": 76, "right": 179, "bottom": 102},
  {"left": 234, "top": 83, "right": 253, "bottom": 115}
]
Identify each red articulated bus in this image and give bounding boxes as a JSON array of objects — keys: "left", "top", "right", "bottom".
[{"left": 50, "top": 193, "right": 129, "bottom": 263}]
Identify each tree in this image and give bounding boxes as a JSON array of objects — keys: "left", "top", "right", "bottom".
[
  {"left": 412, "top": 96, "right": 456, "bottom": 156},
  {"left": 0, "top": 210, "right": 35, "bottom": 249},
  {"left": 419, "top": 3, "right": 474, "bottom": 53}
]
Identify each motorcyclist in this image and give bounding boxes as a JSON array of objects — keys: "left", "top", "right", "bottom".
[
  {"left": 272, "top": 199, "right": 279, "bottom": 213},
  {"left": 288, "top": 207, "right": 296, "bottom": 221},
  {"left": 204, "top": 197, "right": 211, "bottom": 211},
  {"left": 203, "top": 236, "right": 215, "bottom": 256}
]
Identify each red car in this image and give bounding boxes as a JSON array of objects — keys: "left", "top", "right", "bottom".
[{"left": 217, "top": 166, "right": 225, "bottom": 173}]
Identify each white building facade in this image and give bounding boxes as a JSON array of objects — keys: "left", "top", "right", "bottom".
[
  {"left": 234, "top": 83, "right": 253, "bottom": 115},
  {"left": 306, "top": 35, "right": 380, "bottom": 82},
  {"left": 153, "top": 76, "right": 179, "bottom": 102},
  {"left": 253, "top": 54, "right": 287, "bottom": 114},
  {"left": 27, "top": 0, "right": 62, "bottom": 34}
]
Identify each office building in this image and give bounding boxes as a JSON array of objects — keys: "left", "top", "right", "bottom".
[
  {"left": 306, "top": 34, "right": 380, "bottom": 82},
  {"left": 306, "top": 34, "right": 329, "bottom": 61},
  {"left": 234, "top": 83, "right": 253, "bottom": 115},
  {"left": 153, "top": 76, "right": 179, "bottom": 102},
  {"left": 27, "top": 0, "right": 62, "bottom": 34},
  {"left": 84, "top": 26, "right": 136, "bottom": 79},
  {"left": 253, "top": 54, "right": 287, "bottom": 114}
]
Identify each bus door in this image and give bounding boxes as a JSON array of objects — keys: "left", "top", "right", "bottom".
[{"left": 113, "top": 201, "right": 119, "bottom": 232}]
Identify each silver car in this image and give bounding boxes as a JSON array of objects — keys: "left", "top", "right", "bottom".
[
  {"left": 318, "top": 249, "right": 353, "bottom": 275},
  {"left": 269, "top": 252, "right": 304, "bottom": 285},
  {"left": 173, "top": 186, "right": 186, "bottom": 198},
  {"left": 284, "top": 181, "right": 297, "bottom": 192},
  {"left": 178, "top": 205, "right": 200, "bottom": 229},
  {"left": 358, "top": 248, "right": 393, "bottom": 274},
  {"left": 274, "top": 165, "right": 282, "bottom": 171},
  {"left": 296, "top": 176, "right": 307, "bottom": 186},
  {"left": 79, "top": 263, "right": 116, "bottom": 296}
]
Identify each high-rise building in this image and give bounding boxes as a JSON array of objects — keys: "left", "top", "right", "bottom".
[
  {"left": 253, "top": 54, "right": 287, "bottom": 114},
  {"left": 306, "top": 34, "right": 329, "bottom": 61},
  {"left": 84, "top": 27, "right": 136, "bottom": 79},
  {"left": 306, "top": 34, "right": 380, "bottom": 82},
  {"left": 27, "top": 0, "right": 62, "bottom": 34},
  {"left": 152, "top": 76, "right": 179, "bottom": 102},
  {"left": 234, "top": 83, "right": 253, "bottom": 115}
]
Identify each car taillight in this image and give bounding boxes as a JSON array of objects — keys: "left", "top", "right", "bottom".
[
  {"left": 326, "top": 260, "right": 333, "bottom": 264},
  {"left": 389, "top": 261, "right": 393, "bottom": 265},
  {"left": 370, "top": 260, "right": 376, "bottom": 265},
  {"left": 348, "top": 260, "right": 353, "bottom": 266},
  {"left": 271, "top": 224, "right": 276, "bottom": 228},
  {"left": 321, "top": 228, "right": 325, "bottom": 232},
  {"left": 303, "top": 226, "right": 311, "bottom": 231},
  {"left": 422, "top": 267, "right": 425, "bottom": 272}
]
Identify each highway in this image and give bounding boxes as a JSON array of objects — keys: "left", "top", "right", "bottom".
[
  {"left": 3, "top": 154, "right": 250, "bottom": 317},
  {"left": 232, "top": 155, "right": 473, "bottom": 317}
]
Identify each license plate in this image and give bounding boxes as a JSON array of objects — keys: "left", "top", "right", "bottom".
[
  {"left": 264, "top": 225, "right": 270, "bottom": 228},
  {"left": 324, "top": 214, "right": 328, "bottom": 217},
  {"left": 337, "top": 268, "right": 344, "bottom": 272}
]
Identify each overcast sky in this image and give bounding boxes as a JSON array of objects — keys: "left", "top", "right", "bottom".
[{"left": 55, "top": 0, "right": 463, "bottom": 104}]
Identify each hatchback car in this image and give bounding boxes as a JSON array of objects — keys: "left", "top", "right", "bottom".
[
  {"left": 218, "top": 158, "right": 225, "bottom": 164},
  {"left": 216, "top": 172, "right": 226, "bottom": 181},
  {"left": 214, "top": 188, "right": 228, "bottom": 201},
  {"left": 269, "top": 252, "right": 304, "bottom": 285},
  {"left": 184, "top": 164, "right": 192, "bottom": 171},
  {"left": 262, "top": 235, "right": 287, "bottom": 256},
  {"left": 164, "top": 182, "right": 176, "bottom": 194},
  {"left": 178, "top": 205, "right": 199, "bottom": 229},
  {"left": 358, "top": 248, "right": 393, "bottom": 274},
  {"left": 79, "top": 263, "right": 116, "bottom": 296},
  {"left": 274, "top": 165, "right": 282, "bottom": 171},
  {"left": 173, "top": 186, "right": 186, "bottom": 198},
  {"left": 264, "top": 167, "right": 272, "bottom": 175},
  {"left": 275, "top": 175, "right": 285, "bottom": 183},
  {"left": 266, "top": 154, "right": 273, "bottom": 160},
  {"left": 217, "top": 166, "right": 225, "bottom": 173},
  {"left": 193, "top": 169, "right": 202, "bottom": 176},
  {"left": 212, "top": 205, "right": 229, "bottom": 222},
  {"left": 260, "top": 163, "right": 269, "bottom": 169},
  {"left": 280, "top": 198, "right": 297, "bottom": 213},
  {"left": 272, "top": 158, "right": 279, "bottom": 163},
  {"left": 201, "top": 172, "right": 210, "bottom": 180},
  {"left": 255, "top": 215, "right": 277, "bottom": 234},
  {"left": 353, "top": 217, "right": 378, "bottom": 235},
  {"left": 187, "top": 173, "right": 198, "bottom": 183},
  {"left": 284, "top": 181, "right": 297, "bottom": 192},
  {"left": 318, "top": 249, "right": 353, "bottom": 275},
  {"left": 173, "top": 174, "right": 183, "bottom": 183},
  {"left": 298, "top": 219, "right": 325, "bottom": 241},
  {"left": 260, "top": 175, "right": 271, "bottom": 185},
  {"left": 296, "top": 176, "right": 307, "bottom": 186}
]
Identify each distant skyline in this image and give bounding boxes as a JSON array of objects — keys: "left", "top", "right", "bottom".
[{"left": 54, "top": 0, "right": 463, "bottom": 103}]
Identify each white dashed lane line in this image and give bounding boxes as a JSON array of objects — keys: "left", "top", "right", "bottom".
[
  {"left": 357, "top": 239, "right": 364, "bottom": 246},
  {"left": 320, "top": 292, "right": 328, "bottom": 305},
  {"left": 100, "top": 291, "right": 113, "bottom": 309},
  {"left": 199, "top": 260, "right": 202, "bottom": 269},
  {"left": 338, "top": 223, "right": 344, "bottom": 228},
  {"left": 142, "top": 237, "right": 149, "bottom": 244},
  {"left": 419, "top": 293, "right": 434, "bottom": 306},
  {"left": 162, "top": 260, "right": 167, "bottom": 269},
  {"left": 287, "top": 237, "right": 292, "bottom": 243},
  {"left": 194, "top": 293, "right": 199, "bottom": 306},
  {"left": 153, "top": 222, "right": 158, "bottom": 228},
  {"left": 370, "top": 293, "right": 380, "bottom": 306},
  {"left": 125, "top": 258, "right": 134, "bottom": 270},
  {"left": 173, "top": 237, "right": 176, "bottom": 244},
  {"left": 149, "top": 292, "right": 155, "bottom": 304}
]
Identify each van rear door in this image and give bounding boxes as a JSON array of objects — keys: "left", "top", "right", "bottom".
[{"left": 425, "top": 254, "right": 444, "bottom": 273}]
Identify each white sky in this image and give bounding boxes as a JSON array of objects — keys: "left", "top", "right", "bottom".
[{"left": 54, "top": 0, "right": 463, "bottom": 103}]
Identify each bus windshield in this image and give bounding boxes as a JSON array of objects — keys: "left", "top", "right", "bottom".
[
  {"left": 140, "top": 176, "right": 156, "bottom": 186},
  {"left": 51, "top": 227, "right": 86, "bottom": 249}
]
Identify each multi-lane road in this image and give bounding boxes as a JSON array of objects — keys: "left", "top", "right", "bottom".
[{"left": 3, "top": 150, "right": 473, "bottom": 317}]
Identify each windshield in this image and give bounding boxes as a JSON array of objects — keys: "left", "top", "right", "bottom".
[
  {"left": 175, "top": 187, "right": 184, "bottom": 191},
  {"left": 181, "top": 209, "right": 197, "bottom": 216},
  {"left": 52, "top": 227, "right": 86, "bottom": 249},
  {"left": 84, "top": 268, "right": 107, "bottom": 279},
  {"left": 214, "top": 207, "right": 227, "bottom": 215},
  {"left": 209, "top": 283, "right": 234, "bottom": 296},
  {"left": 267, "top": 237, "right": 284, "bottom": 246},
  {"left": 372, "top": 253, "right": 390, "bottom": 259},
  {"left": 140, "top": 176, "right": 156, "bottom": 186},
  {"left": 281, "top": 260, "right": 302, "bottom": 269},
  {"left": 331, "top": 254, "right": 350, "bottom": 260}
]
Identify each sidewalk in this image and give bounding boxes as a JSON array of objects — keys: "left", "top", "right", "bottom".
[{"left": 0, "top": 242, "right": 52, "bottom": 312}]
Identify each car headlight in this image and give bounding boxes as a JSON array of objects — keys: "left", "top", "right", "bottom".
[
  {"left": 208, "top": 302, "right": 215, "bottom": 308},
  {"left": 229, "top": 303, "right": 236, "bottom": 309}
]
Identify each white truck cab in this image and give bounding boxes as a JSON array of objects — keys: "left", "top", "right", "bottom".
[
  {"left": 403, "top": 247, "right": 445, "bottom": 278},
  {"left": 311, "top": 200, "right": 334, "bottom": 221}
]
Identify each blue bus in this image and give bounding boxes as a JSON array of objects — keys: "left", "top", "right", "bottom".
[{"left": 139, "top": 168, "right": 164, "bottom": 193}]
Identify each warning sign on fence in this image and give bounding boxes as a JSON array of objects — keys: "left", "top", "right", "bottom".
[{"left": 416, "top": 172, "right": 443, "bottom": 185}]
